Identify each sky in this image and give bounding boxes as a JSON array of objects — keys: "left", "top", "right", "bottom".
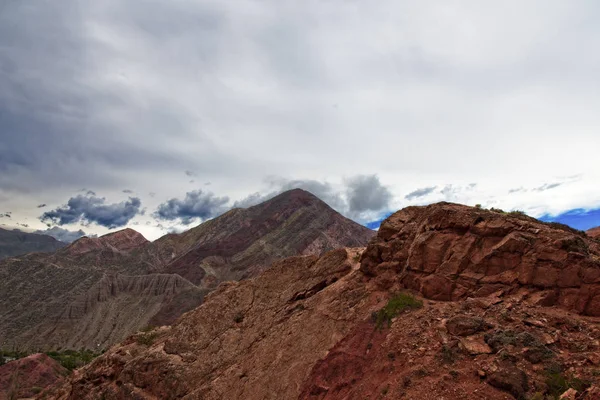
[{"left": 1, "top": 1, "right": 600, "bottom": 242}]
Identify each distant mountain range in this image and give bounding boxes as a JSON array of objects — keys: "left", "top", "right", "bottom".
[
  {"left": 0, "top": 189, "right": 374, "bottom": 351},
  {"left": 0, "top": 228, "right": 66, "bottom": 260}
]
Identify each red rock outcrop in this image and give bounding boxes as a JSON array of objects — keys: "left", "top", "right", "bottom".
[
  {"left": 361, "top": 203, "right": 600, "bottom": 316},
  {"left": 0, "top": 354, "right": 67, "bottom": 400},
  {"left": 588, "top": 227, "right": 600, "bottom": 239}
]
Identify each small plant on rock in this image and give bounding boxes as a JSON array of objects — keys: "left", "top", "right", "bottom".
[
  {"left": 374, "top": 293, "right": 422, "bottom": 330},
  {"left": 136, "top": 332, "right": 158, "bottom": 347}
]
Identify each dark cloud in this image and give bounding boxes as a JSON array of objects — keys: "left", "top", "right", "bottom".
[
  {"left": 122, "top": 189, "right": 134, "bottom": 194},
  {"left": 37, "top": 203, "right": 47, "bottom": 208},
  {"left": 185, "top": 170, "right": 196, "bottom": 177},
  {"left": 0, "top": 213, "right": 10, "bottom": 218},
  {"left": 405, "top": 186, "right": 437, "bottom": 200},
  {"left": 233, "top": 192, "right": 267, "bottom": 208},
  {"left": 17, "top": 223, "right": 29, "bottom": 228},
  {"left": 40, "top": 195, "right": 142, "bottom": 229},
  {"left": 233, "top": 175, "right": 392, "bottom": 223},
  {"left": 509, "top": 187, "right": 526, "bottom": 194},
  {"left": 154, "top": 190, "right": 229, "bottom": 225},
  {"left": 233, "top": 178, "right": 346, "bottom": 211},
  {"left": 35, "top": 226, "right": 94, "bottom": 243},
  {"left": 345, "top": 175, "right": 392, "bottom": 216},
  {"left": 534, "top": 183, "right": 562, "bottom": 192}
]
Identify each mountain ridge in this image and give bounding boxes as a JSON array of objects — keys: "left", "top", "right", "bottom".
[
  {"left": 0, "top": 228, "right": 66, "bottom": 260},
  {"left": 43, "top": 202, "right": 600, "bottom": 399},
  {"left": 0, "top": 189, "right": 374, "bottom": 351}
]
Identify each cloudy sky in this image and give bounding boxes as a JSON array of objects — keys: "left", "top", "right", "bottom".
[{"left": 1, "top": 0, "right": 599, "bottom": 241}]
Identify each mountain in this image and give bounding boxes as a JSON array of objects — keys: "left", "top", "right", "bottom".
[
  {"left": 588, "top": 226, "right": 600, "bottom": 238},
  {"left": 0, "top": 189, "right": 374, "bottom": 352},
  {"left": 45, "top": 203, "right": 600, "bottom": 400},
  {"left": 156, "top": 188, "right": 375, "bottom": 287},
  {"left": 0, "top": 228, "right": 66, "bottom": 260}
]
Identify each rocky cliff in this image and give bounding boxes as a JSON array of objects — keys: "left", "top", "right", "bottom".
[
  {"left": 588, "top": 227, "right": 600, "bottom": 239},
  {"left": 43, "top": 203, "right": 600, "bottom": 399},
  {"left": 361, "top": 203, "right": 600, "bottom": 316}
]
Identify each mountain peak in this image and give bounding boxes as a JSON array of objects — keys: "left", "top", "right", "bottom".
[{"left": 64, "top": 228, "right": 148, "bottom": 255}]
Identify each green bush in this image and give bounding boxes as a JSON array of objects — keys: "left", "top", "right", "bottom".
[
  {"left": 374, "top": 293, "right": 422, "bottom": 330},
  {"left": 46, "top": 349, "right": 101, "bottom": 371},
  {"left": 544, "top": 368, "right": 590, "bottom": 399},
  {"left": 136, "top": 332, "right": 158, "bottom": 346}
]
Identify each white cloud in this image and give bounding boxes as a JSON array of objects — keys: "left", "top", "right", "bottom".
[{"left": 1, "top": 1, "right": 599, "bottom": 239}]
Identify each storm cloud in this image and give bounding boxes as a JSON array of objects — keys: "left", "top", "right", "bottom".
[
  {"left": 345, "top": 175, "right": 393, "bottom": 217},
  {"left": 154, "top": 190, "right": 229, "bottom": 225},
  {"left": 35, "top": 226, "right": 92, "bottom": 243},
  {"left": 2, "top": 1, "right": 600, "bottom": 239},
  {"left": 41, "top": 195, "right": 142, "bottom": 229},
  {"left": 232, "top": 175, "right": 392, "bottom": 223},
  {"left": 405, "top": 186, "right": 437, "bottom": 200}
]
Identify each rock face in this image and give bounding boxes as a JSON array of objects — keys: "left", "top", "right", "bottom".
[
  {"left": 0, "top": 228, "right": 66, "bottom": 260},
  {"left": 0, "top": 189, "right": 374, "bottom": 351},
  {"left": 588, "top": 226, "right": 600, "bottom": 239},
  {"left": 361, "top": 203, "right": 600, "bottom": 316},
  {"left": 0, "top": 353, "right": 67, "bottom": 400},
  {"left": 43, "top": 204, "right": 600, "bottom": 400}
]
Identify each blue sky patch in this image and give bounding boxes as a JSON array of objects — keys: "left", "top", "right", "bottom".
[{"left": 539, "top": 207, "right": 600, "bottom": 231}]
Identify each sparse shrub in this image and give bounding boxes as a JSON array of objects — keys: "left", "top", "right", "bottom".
[
  {"left": 528, "top": 392, "right": 544, "bottom": 400},
  {"left": 560, "top": 237, "right": 589, "bottom": 254},
  {"left": 544, "top": 370, "right": 590, "bottom": 399},
  {"left": 508, "top": 210, "right": 527, "bottom": 217},
  {"left": 233, "top": 312, "right": 244, "bottom": 323},
  {"left": 475, "top": 204, "right": 482, "bottom": 209},
  {"left": 439, "top": 345, "right": 458, "bottom": 365},
  {"left": 46, "top": 349, "right": 102, "bottom": 370},
  {"left": 136, "top": 332, "right": 158, "bottom": 347},
  {"left": 374, "top": 293, "right": 422, "bottom": 330}
]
